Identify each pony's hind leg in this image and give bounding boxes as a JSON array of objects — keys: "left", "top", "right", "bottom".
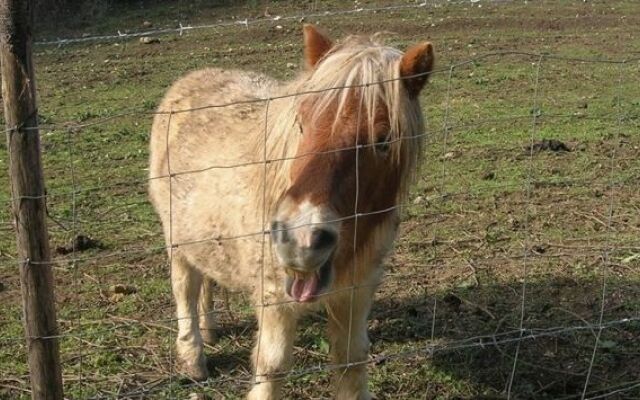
[
  {"left": 172, "top": 255, "right": 208, "bottom": 380},
  {"left": 247, "top": 305, "right": 299, "bottom": 400},
  {"left": 326, "top": 285, "right": 377, "bottom": 400},
  {"left": 198, "top": 278, "right": 217, "bottom": 346}
]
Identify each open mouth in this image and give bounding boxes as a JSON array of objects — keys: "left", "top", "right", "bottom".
[{"left": 285, "top": 258, "right": 332, "bottom": 303}]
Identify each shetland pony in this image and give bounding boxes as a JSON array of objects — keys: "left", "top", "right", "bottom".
[{"left": 148, "top": 25, "right": 434, "bottom": 399}]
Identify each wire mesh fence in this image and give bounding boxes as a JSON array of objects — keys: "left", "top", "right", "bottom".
[{"left": 1, "top": 0, "right": 639, "bottom": 399}]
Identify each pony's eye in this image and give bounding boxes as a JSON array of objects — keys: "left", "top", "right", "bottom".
[{"left": 375, "top": 135, "right": 392, "bottom": 153}]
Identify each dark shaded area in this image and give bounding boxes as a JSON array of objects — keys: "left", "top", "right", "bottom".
[
  {"left": 190, "top": 277, "right": 640, "bottom": 399},
  {"left": 34, "top": 0, "right": 266, "bottom": 39},
  {"left": 365, "top": 278, "right": 640, "bottom": 400}
]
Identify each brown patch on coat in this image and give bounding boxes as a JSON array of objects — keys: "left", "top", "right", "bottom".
[{"left": 286, "top": 90, "right": 402, "bottom": 282}]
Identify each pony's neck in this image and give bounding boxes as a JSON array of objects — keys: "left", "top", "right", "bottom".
[{"left": 251, "top": 76, "right": 306, "bottom": 217}]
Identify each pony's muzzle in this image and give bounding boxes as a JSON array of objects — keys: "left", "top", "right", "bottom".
[
  {"left": 270, "top": 207, "right": 339, "bottom": 302},
  {"left": 308, "top": 228, "right": 337, "bottom": 251},
  {"left": 270, "top": 221, "right": 337, "bottom": 271}
]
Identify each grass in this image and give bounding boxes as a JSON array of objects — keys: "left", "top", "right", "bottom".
[{"left": 1, "top": 0, "right": 640, "bottom": 398}]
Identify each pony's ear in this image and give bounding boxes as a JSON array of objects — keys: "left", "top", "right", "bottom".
[
  {"left": 400, "top": 42, "right": 435, "bottom": 97},
  {"left": 303, "top": 24, "right": 332, "bottom": 69}
]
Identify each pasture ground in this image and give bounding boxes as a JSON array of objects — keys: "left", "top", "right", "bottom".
[{"left": 1, "top": 0, "right": 639, "bottom": 398}]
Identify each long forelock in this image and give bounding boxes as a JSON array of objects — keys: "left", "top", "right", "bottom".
[
  {"left": 302, "top": 36, "right": 425, "bottom": 199},
  {"left": 259, "top": 35, "right": 425, "bottom": 214}
]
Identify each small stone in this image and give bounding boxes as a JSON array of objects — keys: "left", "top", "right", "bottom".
[
  {"left": 413, "top": 195, "right": 424, "bottom": 205},
  {"left": 286, "top": 62, "right": 296, "bottom": 69},
  {"left": 109, "top": 293, "right": 125, "bottom": 302},
  {"left": 139, "top": 36, "right": 160, "bottom": 44},
  {"left": 142, "top": 21, "right": 153, "bottom": 28},
  {"left": 441, "top": 151, "right": 455, "bottom": 160},
  {"left": 275, "top": 25, "right": 283, "bottom": 30},
  {"left": 188, "top": 393, "right": 210, "bottom": 400}
]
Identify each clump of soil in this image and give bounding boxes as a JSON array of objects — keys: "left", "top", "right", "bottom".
[
  {"left": 529, "top": 139, "right": 571, "bottom": 153},
  {"left": 482, "top": 171, "right": 496, "bottom": 180},
  {"left": 108, "top": 284, "right": 138, "bottom": 302},
  {"left": 56, "top": 234, "right": 103, "bottom": 255}
]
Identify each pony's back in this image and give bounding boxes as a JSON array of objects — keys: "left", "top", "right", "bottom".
[
  {"left": 148, "top": 67, "right": 276, "bottom": 291},
  {"left": 149, "top": 68, "right": 273, "bottom": 193}
]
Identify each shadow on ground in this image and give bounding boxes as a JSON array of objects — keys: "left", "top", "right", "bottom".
[{"left": 362, "top": 276, "right": 640, "bottom": 400}]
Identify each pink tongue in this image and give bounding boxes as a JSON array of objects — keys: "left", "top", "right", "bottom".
[{"left": 291, "top": 274, "right": 319, "bottom": 302}]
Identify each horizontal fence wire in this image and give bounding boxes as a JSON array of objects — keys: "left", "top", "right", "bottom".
[
  {"left": 2, "top": 316, "right": 639, "bottom": 389},
  {"left": 48, "top": 316, "right": 640, "bottom": 399},
  {"left": 3, "top": 50, "right": 638, "bottom": 137},
  {"left": 34, "top": 0, "right": 509, "bottom": 47},
  {"left": 32, "top": 0, "right": 638, "bottom": 48},
  {"left": 1, "top": 48, "right": 638, "bottom": 208},
  {"left": 4, "top": 190, "right": 639, "bottom": 269}
]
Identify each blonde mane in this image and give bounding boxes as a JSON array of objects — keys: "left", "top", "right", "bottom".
[{"left": 256, "top": 35, "right": 425, "bottom": 214}]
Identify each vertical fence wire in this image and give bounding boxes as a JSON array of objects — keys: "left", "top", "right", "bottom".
[
  {"left": 164, "top": 109, "right": 175, "bottom": 398},
  {"left": 430, "top": 63, "right": 455, "bottom": 346},
  {"left": 344, "top": 84, "right": 366, "bottom": 384},
  {"left": 254, "top": 96, "right": 271, "bottom": 390},
  {"left": 66, "top": 126, "right": 83, "bottom": 395},
  {"left": 580, "top": 59, "right": 626, "bottom": 400},
  {"left": 506, "top": 52, "right": 545, "bottom": 399}
]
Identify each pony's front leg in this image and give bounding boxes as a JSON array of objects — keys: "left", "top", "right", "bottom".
[
  {"left": 198, "top": 278, "right": 217, "bottom": 346},
  {"left": 326, "top": 285, "right": 376, "bottom": 400},
  {"left": 171, "top": 256, "right": 208, "bottom": 380},
  {"left": 247, "top": 305, "right": 298, "bottom": 400}
]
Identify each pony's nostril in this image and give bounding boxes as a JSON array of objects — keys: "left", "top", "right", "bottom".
[
  {"left": 270, "top": 221, "right": 289, "bottom": 243},
  {"left": 310, "top": 229, "right": 337, "bottom": 250}
]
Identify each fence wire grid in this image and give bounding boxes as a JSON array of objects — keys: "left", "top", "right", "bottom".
[{"left": 1, "top": 0, "right": 640, "bottom": 399}]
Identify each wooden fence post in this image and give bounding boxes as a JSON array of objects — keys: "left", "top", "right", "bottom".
[{"left": 0, "top": 0, "right": 64, "bottom": 399}]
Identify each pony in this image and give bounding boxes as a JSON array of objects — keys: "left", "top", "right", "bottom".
[{"left": 148, "top": 24, "right": 434, "bottom": 399}]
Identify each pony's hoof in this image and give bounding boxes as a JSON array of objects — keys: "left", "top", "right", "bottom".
[
  {"left": 178, "top": 357, "right": 209, "bottom": 381},
  {"left": 200, "top": 328, "right": 217, "bottom": 346}
]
